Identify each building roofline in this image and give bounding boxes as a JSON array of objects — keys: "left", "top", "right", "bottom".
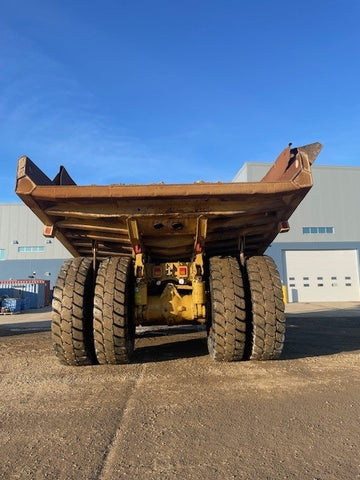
[
  {"left": 239, "top": 162, "right": 360, "bottom": 171},
  {"left": 0, "top": 202, "right": 23, "bottom": 206}
]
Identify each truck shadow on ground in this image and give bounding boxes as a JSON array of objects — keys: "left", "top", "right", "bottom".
[
  {"left": 279, "top": 315, "right": 360, "bottom": 360},
  {"left": 133, "top": 315, "right": 360, "bottom": 363},
  {"left": 133, "top": 338, "right": 209, "bottom": 363},
  {"left": 133, "top": 326, "right": 208, "bottom": 363},
  {"left": 0, "top": 321, "right": 51, "bottom": 337},
  {"left": 1, "top": 314, "right": 359, "bottom": 362}
]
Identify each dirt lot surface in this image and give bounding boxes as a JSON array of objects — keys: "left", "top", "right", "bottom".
[{"left": 1, "top": 303, "right": 359, "bottom": 480}]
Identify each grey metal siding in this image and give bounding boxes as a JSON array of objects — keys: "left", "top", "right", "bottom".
[
  {"left": 280, "top": 166, "right": 360, "bottom": 243},
  {"left": 233, "top": 164, "right": 360, "bottom": 244},
  {"left": 0, "top": 204, "right": 70, "bottom": 288},
  {"left": 233, "top": 163, "right": 270, "bottom": 183},
  {"left": 0, "top": 203, "right": 70, "bottom": 260}
]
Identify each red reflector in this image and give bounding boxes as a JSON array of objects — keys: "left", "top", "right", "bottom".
[
  {"left": 279, "top": 221, "right": 290, "bottom": 233},
  {"left": 153, "top": 266, "right": 162, "bottom": 277},
  {"left": 179, "top": 266, "right": 187, "bottom": 276},
  {"left": 43, "top": 225, "right": 54, "bottom": 237}
]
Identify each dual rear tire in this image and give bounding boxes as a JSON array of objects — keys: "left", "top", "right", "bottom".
[
  {"left": 207, "top": 255, "right": 286, "bottom": 361},
  {"left": 52, "top": 256, "right": 135, "bottom": 366},
  {"left": 52, "top": 254, "right": 286, "bottom": 365}
]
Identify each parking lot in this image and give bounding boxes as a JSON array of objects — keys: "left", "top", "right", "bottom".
[{"left": 0, "top": 303, "right": 359, "bottom": 480}]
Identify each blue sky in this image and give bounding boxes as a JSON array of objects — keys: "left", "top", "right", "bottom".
[{"left": 1, "top": 0, "right": 360, "bottom": 202}]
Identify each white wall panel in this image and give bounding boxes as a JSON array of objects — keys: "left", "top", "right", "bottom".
[{"left": 285, "top": 250, "right": 360, "bottom": 302}]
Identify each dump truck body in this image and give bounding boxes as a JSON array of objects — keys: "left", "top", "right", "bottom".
[{"left": 15, "top": 142, "right": 322, "bottom": 365}]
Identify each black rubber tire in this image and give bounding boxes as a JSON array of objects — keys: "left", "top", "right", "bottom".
[
  {"left": 51, "top": 257, "right": 96, "bottom": 366},
  {"left": 207, "top": 256, "right": 247, "bottom": 361},
  {"left": 93, "top": 257, "right": 135, "bottom": 364},
  {"left": 245, "top": 255, "right": 286, "bottom": 360}
]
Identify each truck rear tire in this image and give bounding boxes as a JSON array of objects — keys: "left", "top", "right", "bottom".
[
  {"left": 207, "top": 256, "right": 247, "bottom": 361},
  {"left": 93, "top": 257, "right": 135, "bottom": 364},
  {"left": 52, "top": 257, "right": 96, "bottom": 366},
  {"left": 245, "top": 255, "right": 286, "bottom": 360}
]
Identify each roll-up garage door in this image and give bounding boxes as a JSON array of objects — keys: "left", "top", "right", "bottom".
[{"left": 285, "top": 250, "right": 360, "bottom": 302}]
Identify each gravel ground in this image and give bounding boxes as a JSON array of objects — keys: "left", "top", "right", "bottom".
[{"left": 0, "top": 303, "right": 359, "bottom": 480}]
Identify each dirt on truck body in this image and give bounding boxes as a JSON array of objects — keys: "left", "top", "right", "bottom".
[{"left": 15, "top": 142, "right": 322, "bottom": 365}]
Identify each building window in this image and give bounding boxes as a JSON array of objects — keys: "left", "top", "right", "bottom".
[
  {"left": 0, "top": 249, "right": 5, "bottom": 260},
  {"left": 302, "top": 226, "right": 334, "bottom": 234},
  {"left": 18, "top": 246, "right": 45, "bottom": 253}
]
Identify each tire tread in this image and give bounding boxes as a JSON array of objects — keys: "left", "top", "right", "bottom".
[
  {"left": 208, "top": 256, "right": 247, "bottom": 362},
  {"left": 246, "top": 255, "right": 286, "bottom": 360},
  {"left": 51, "top": 257, "right": 96, "bottom": 366}
]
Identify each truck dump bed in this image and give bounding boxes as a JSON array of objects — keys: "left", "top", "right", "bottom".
[{"left": 15, "top": 143, "right": 322, "bottom": 261}]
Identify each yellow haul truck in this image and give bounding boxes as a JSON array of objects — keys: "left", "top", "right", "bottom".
[{"left": 15, "top": 142, "right": 322, "bottom": 365}]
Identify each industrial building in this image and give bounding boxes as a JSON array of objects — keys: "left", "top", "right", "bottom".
[
  {"left": 234, "top": 164, "right": 360, "bottom": 302},
  {"left": 0, "top": 203, "right": 69, "bottom": 289},
  {"left": 1, "top": 163, "right": 359, "bottom": 302}
]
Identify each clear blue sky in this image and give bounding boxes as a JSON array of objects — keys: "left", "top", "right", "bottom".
[{"left": 1, "top": 0, "right": 360, "bottom": 202}]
